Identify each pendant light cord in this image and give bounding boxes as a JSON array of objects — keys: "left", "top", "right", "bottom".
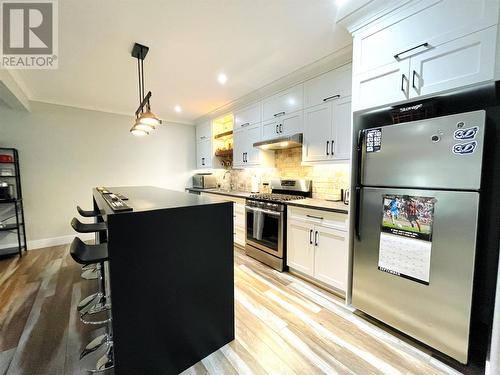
[
  {"left": 137, "top": 56, "right": 142, "bottom": 114},
  {"left": 141, "top": 57, "right": 146, "bottom": 110}
]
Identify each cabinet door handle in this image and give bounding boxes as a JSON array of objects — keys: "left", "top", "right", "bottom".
[
  {"left": 279, "top": 123, "right": 283, "bottom": 133},
  {"left": 400, "top": 74, "right": 407, "bottom": 93},
  {"left": 323, "top": 94, "right": 340, "bottom": 102},
  {"left": 273, "top": 111, "right": 286, "bottom": 117},
  {"left": 201, "top": 157, "right": 205, "bottom": 166},
  {"left": 241, "top": 122, "right": 250, "bottom": 127},
  {"left": 276, "top": 124, "right": 279, "bottom": 134},
  {"left": 412, "top": 70, "right": 418, "bottom": 90},
  {"left": 394, "top": 42, "right": 429, "bottom": 60},
  {"left": 309, "top": 229, "right": 313, "bottom": 245},
  {"left": 314, "top": 231, "right": 319, "bottom": 246},
  {"left": 331, "top": 140, "right": 335, "bottom": 155},
  {"left": 326, "top": 141, "right": 330, "bottom": 155},
  {"left": 306, "top": 214, "right": 324, "bottom": 220}
]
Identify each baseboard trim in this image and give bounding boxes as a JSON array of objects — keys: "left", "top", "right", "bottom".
[{"left": 0, "top": 233, "right": 94, "bottom": 251}]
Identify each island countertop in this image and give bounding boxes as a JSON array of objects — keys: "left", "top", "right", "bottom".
[{"left": 93, "top": 186, "right": 228, "bottom": 216}]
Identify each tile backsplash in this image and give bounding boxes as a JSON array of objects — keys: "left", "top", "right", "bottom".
[{"left": 212, "top": 147, "right": 350, "bottom": 200}]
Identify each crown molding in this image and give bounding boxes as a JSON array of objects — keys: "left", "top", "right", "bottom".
[
  {"left": 194, "top": 44, "right": 353, "bottom": 125},
  {"left": 0, "top": 70, "right": 31, "bottom": 112},
  {"left": 336, "top": 0, "right": 413, "bottom": 34}
]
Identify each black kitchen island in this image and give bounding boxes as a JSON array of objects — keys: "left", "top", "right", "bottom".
[{"left": 92, "top": 186, "right": 234, "bottom": 375}]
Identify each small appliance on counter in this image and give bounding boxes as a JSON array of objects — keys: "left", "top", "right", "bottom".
[
  {"left": 343, "top": 189, "right": 350, "bottom": 205},
  {"left": 192, "top": 173, "right": 217, "bottom": 189},
  {"left": 0, "top": 182, "right": 11, "bottom": 200}
]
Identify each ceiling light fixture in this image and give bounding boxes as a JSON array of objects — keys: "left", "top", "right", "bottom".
[
  {"left": 174, "top": 105, "right": 182, "bottom": 113},
  {"left": 130, "top": 43, "right": 162, "bottom": 136},
  {"left": 217, "top": 73, "right": 228, "bottom": 85}
]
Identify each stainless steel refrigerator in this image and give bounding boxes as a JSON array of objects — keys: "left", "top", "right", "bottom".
[{"left": 352, "top": 110, "right": 486, "bottom": 364}]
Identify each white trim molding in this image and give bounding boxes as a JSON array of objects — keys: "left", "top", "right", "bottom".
[{"left": 0, "top": 233, "right": 94, "bottom": 252}]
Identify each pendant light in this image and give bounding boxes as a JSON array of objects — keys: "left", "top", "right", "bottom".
[{"left": 130, "top": 43, "right": 162, "bottom": 135}]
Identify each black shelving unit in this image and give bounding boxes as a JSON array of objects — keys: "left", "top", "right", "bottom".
[{"left": 0, "top": 148, "right": 27, "bottom": 257}]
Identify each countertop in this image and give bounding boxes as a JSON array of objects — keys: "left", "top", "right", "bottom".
[
  {"left": 185, "top": 187, "right": 253, "bottom": 199},
  {"left": 286, "top": 198, "right": 349, "bottom": 214},
  {"left": 94, "top": 186, "right": 230, "bottom": 215},
  {"left": 186, "top": 187, "right": 349, "bottom": 214}
]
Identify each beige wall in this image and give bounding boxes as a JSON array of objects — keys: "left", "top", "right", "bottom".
[{"left": 0, "top": 101, "right": 195, "bottom": 247}]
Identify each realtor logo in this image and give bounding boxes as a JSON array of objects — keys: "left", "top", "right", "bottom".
[{"left": 1, "top": 0, "right": 58, "bottom": 69}]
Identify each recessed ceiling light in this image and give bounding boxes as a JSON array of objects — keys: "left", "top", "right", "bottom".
[
  {"left": 217, "top": 73, "right": 228, "bottom": 85},
  {"left": 174, "top": 105, "right": 182, "bottom": 113}
]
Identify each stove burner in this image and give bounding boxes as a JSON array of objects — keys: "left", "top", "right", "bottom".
[{"left": 249, "top": 193, "right": 307, "bottom": 202}]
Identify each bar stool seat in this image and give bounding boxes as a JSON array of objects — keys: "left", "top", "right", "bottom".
[
  {"left": 71, "top": 217, "right": 107, "bottom": 234},
  {"left": 70, "top": 237, "right": 108, "bottom": 265},
  {"left": 77, "top": 205, "right": 101, "bottom": 218}
]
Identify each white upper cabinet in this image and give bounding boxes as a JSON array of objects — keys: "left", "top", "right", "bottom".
[
  {"left": 233, "top": 123, "right": 262, "bottom": 167},
  {"left": 262, "top": 111, "right": 303, "bottom": 141},
  {"left": 353, "top": 60, "right": 410, "bottom": 111},
  {"left": 352, "top": 0, "right": 499, "bottom": 110},
  {"left": 302, "top": 103, "right": 333, "bottom": 162},
  {"left": 353, "top": 0, "right": 498, "bottom": 76},
  {"left": 332, "top": 96, "right": 352, "bottom": 161},
  {"left": 234, "top": 102, "right": 262, "bottom": 129},
  {"left": 303, "top": 96, "right": 352, "bottom": 163},
  {"left": 409, "top": 27, "right": 497, "bottom": 98},
  {"left": 262, "top": 84, "right": 304, "bottom": 121},
  {"left": 304, "top": 64, "right": 352, "bottom": 108},
  {"left": 196, "top": 139, "right": 212, "bottom": 169},
  {"left": 195, "top": 121, "right": 211, "bottom": 142}
]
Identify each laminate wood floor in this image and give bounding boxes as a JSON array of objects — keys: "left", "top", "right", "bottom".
[{"left": 0, "top": 246, "right": 462, "bottom": 375}]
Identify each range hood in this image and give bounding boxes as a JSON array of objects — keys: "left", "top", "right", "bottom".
[{"left": 253, "top": 133, "right": 303, "bottom": 150}]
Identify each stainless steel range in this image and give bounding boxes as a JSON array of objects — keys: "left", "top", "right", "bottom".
[{"left": 245, "top": 179, "right": 311, "bottom": 271}]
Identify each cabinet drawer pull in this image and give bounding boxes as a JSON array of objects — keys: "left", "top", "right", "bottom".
[
  {"left": 394, "top": 42, "right": 429, "bottom": 60},
  {"left": 273, "top": 111, "right": 286, "bottom": 117},
  {"left": 326, "top": 141, "right": 329, "bottom": 156},
  {"left": 314, "top": 231, "right": 319, "bottom": 246},
  {"left": 400, "top": 74, "right": 406, "bottom": 93},
  {"left": 309, "top": 229, "right": 313, "bottom": 245},
  {"left": 331, "top": 140, "right": 335, "bottom": 155},
  {"left": 306, "top": 214, "right": 324, "bottom": 220},
  {"left": 323, "top": 94, "right": 340, "bottom": 102}
]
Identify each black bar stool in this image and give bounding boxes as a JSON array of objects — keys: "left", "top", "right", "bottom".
[
  {"left": 71, "top": 217, "right": 107, "bottom": 233},
  {"left": 77, "top": 205, "right": 102, "bottom": 218},
  {"left": 72, "top": 217, "right": 106, "bottom": 280},
  {"left": 70, "top": 237, "right": 114, "bottom": 372}
]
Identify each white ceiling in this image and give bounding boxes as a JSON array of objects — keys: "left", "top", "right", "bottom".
[{"left": 13, "top": 0, "right": 351, "bottom": 124}]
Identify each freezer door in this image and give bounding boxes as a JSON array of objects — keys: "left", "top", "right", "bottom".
[
  {"left": 352, "top": 187, "right": 479, "bottom": 363},
  {"left": 361, "top": 110, "right": 485, "bottom": 190}
]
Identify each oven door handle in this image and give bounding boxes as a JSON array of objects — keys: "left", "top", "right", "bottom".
[{"left": 245, "top": 206, "right": 282, "bottom": 216}]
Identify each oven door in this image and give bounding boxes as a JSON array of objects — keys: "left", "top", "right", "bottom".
[{"left": 246, "top": 206, "right": 284, "bottom": 258}]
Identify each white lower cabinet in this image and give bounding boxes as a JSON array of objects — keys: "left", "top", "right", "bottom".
[
  {"left": 313, "top": 225, "right": 348, "bottom": 290},
  {"left": 287, "top": 206, "right": 348, "bottom": 293},
  {"left": 287, "top": 220, "right": 315, "bottom": 275}
]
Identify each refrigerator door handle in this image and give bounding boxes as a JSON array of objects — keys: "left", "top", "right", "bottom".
[{"left": 355, "top": 186, "right": 362, "bottom": 241}]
